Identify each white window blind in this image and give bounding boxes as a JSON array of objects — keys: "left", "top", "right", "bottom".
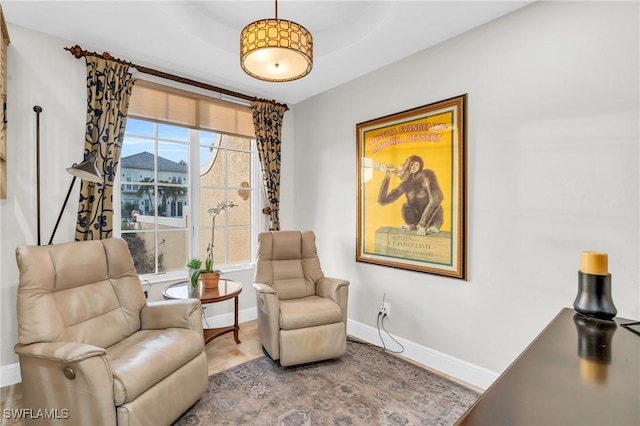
[{"left": 128, "top": 80, "right": 256, "bottom": 139}]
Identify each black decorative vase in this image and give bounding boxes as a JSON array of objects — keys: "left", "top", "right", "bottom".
[
  {"left": 573, "top": 271, "right": 617, "bottom": 320},
  {"left": 573, "top": 313, "right": 617, "bottom": 384},
  {"left": 573, "top": 313, "right": 617, "bottom": 364}
]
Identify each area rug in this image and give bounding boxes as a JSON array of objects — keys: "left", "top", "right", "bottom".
[{"left": 174, "top": 340, "right": 479, "bottom": 425}]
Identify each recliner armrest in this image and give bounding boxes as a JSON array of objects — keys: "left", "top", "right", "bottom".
[
  {"left": 141, "top": 299, "right": 203, "bottom": 332},
  {"left": 15, "top": 342, "right": 117, "bottom": 425},
  {"left": 252, "top": 282, "right": 281, "bottom": 360},
  {"left": 252, "top": 283, "right": 279, "bottom": 316},
  {"left": 14, "top": 341, "right": 106, "bottom": 362},
  {"left": 253, "top": 282, "right": 277, "bottom": 295},
  {"left": 316, "top": 277, "right": 349, "bottom": 301},
  {"left": 316, "top": 277, "right": 349, "bottom": 324}
]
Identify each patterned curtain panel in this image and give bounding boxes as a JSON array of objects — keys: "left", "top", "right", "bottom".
[
  {"left": 75, "top": 56, "right": 134, "bottom": 241},
  {"left": 252, "top": 100, "right": 286, "bottom": 231}
]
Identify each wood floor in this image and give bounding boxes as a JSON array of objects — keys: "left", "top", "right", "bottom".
[{"left": 0, "top": 320, "right": 262, "bottom": 426}]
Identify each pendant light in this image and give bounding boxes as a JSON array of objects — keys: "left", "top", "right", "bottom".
[{"left": 240, "top": 0, "right": 313, "bottom": 82}]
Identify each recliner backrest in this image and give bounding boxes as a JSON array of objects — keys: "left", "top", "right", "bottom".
[
  {"left": 255, "top": 230, "right": 324, "bottom": 300},
  {"left": 15, "top": 238, "right": 146, "bottom": 348}
]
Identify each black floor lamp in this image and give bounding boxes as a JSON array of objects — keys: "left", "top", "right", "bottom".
[
  {"left": 34, "top": 106, "right": 43, "bottom": 245},
  {"left": 34, "top": 105, "right": 103, "bottom": 245},
  {"left": 48, "top": 150, "right": 102, "bottom": 245}
]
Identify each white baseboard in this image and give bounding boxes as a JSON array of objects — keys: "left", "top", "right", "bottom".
[
  {"left": 347, "top": 319, "right": 498, "bottom": 391},
  {"left": 203, "top": 306, "right": 257, "bottom": 328},
  {"left": 208, "top": 309, "right": 498, "bottom": 391},
  {"left": 0, "top": 362, "right": 21, "bottom": 388}
]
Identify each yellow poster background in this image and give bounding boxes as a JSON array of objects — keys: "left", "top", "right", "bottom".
[{"left": 361, "top": 111, "right": 454, "bottom": 254}]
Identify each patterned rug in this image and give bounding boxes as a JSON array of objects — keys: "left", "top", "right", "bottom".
[{"left": 174, "top": 340, "right": 479, "bottom": 425}]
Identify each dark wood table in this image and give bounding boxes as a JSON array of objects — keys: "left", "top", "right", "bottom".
[
  {"left": 163, "top": 278, "right": 242, "bottom": 345},
  {"left": 456, "top": 308, "right": 640, "bottom": 425}
]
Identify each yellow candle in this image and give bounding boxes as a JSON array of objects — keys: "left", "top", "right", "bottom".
[
  {"left": 579, "top": 358, "right": 608, "bottom": 385},
  {"left": 580, "top": 251, "right": 608, "bottom": 275}
]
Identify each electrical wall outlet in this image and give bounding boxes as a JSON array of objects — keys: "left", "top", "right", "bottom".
[{"left": 379, "top": 302, "right": 390, "bottom": 317}]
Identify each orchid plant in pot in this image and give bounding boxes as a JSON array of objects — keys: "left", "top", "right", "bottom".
[
  {"left": 190, "top": 200, "right": 237, "bottom": 289},
  {"left": 191, "top": 243, "right": 220, "bottom": 289}
]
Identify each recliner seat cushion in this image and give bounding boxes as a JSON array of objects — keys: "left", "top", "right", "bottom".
[
  {"left": 107, "top": 328, "right": 204, "bottom": 405},
  {"left": 279, "top": 296, "right": 342, "bottom": 330}
]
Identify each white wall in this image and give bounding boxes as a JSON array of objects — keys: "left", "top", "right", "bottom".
[
  {"left": 0, "top": 25, "right": 86, "bottom": 371},
  {"left": 292, "top": 1, "right": 639, "bottom": 375}
]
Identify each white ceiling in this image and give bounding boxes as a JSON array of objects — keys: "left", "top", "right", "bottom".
[{"left": 3, "top": 0, "right": 533, "bottom": 105}]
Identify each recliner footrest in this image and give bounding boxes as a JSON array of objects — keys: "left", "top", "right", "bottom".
[{"left": 279, "top": 322, "right": 346, "bottom": 367}]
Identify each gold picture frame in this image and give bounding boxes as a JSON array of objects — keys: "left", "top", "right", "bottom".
[{"left": 356, "top": 95, "right": 467, "bottom": 280}]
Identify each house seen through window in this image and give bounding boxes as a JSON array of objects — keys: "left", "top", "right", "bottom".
[{"left": 117, "top": 116, "right": 255, "bottom": 276}]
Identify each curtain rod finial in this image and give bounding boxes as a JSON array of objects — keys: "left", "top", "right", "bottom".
[{"left": 65, "top": 44, "right": 85, "bottom": 59}]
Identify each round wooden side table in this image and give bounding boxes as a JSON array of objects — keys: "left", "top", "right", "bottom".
[{"left": 163, "top": 278, "right": 243, "bottom": 345}]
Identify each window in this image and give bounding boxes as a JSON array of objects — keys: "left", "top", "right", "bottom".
[
  {"left": 122, "top": 172, "right": 138, "bottom": 192},
  {"left": 116, "top": 81, "right": 257, "bottom": 277}
]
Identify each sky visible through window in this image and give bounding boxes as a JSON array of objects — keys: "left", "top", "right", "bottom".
[{"left": 123, "top": 118, "right": 217, "bottom": 167}]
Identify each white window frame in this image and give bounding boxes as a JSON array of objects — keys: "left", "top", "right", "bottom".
[{"left": 114, "top": 119, "right": 264, "bottom": 284}]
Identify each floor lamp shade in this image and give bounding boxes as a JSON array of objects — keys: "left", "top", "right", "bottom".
[
  {"left": 66, "top": 151, "right": 102, "bottom": 183},
  {"left": 48, "top": 151, "right": 102, "bottom": 244}
]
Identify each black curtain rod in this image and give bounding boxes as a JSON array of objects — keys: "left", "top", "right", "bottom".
[{"left": 64, "top": 44, "right": 289, "bottom": 111}]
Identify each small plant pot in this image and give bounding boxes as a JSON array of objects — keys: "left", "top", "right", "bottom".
[{"left": 201, "top": 272, "right": 220, "bottom": 289}]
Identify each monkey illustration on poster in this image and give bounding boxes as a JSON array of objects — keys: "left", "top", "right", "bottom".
[
  {"left": 356, "top": 95, "right": 467, "bottom": 280},
  {"left": 378, "top": 155, "right": 444, "bottom": 236}
]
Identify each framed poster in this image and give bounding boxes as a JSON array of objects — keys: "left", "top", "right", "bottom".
[{"left": 356, "top": 95, "right": 467, "bottom": 279}]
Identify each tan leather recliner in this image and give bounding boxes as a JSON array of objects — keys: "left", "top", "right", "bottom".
[
  {"left": 14, "top": 238, "right": 208, "bottom": 426},
  {"left": 253, "top": 230, "right": 349, "bottom": 367}
]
